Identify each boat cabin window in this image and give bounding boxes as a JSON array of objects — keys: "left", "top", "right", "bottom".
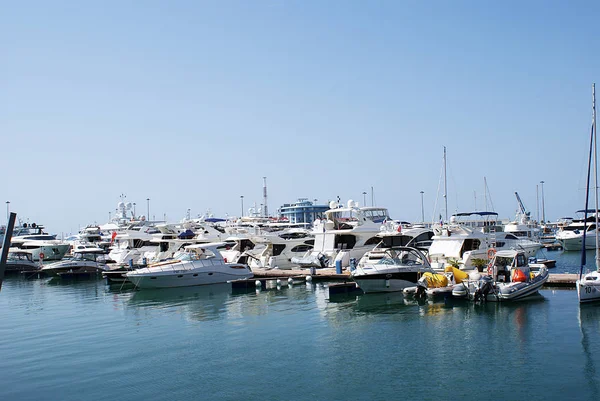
[
  {"left": 290, "top": 244, "right": 312, "bottom": 253},
  {"left": 239, "top": 239, "right": 255, "bottom": 251},
  {"left": 304, "top": 239, "right": 315, "bottom": 246},
  {"left": 377, "top": 249, "right": 423, "bottom": 266},
  {"left": 587, "top": 224, "right": 597, "bottom": 231},
  {"left": 334, "top": 234, "right": 357, "bottom": 250},
  {"left": 504, "top": 234, "right": 519, "bottom": 240},
  {"left": 362, "top": 209, "right": 390, "bottom": 223},
  {"left": 364, "top": 237, "right": 381, "bottom": 246},
  {"left": 460, "top": 239, "right": 480, "bottom": 256},
  {"left": 516, "top": 254, "right": 527, "bottom": 267},
  {"left": 494, "top": 256, "right": 513, "bottom": 270},
  {"left": 272, "top": 244, "right": 286, "bottom": 256},
  {"left": 133, "top": 239, "right": 153, "bottom": 248},
  {"left": 159, "top": 242, "right": 169, "bottom": 252}
]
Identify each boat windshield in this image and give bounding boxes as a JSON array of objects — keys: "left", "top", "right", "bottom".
[{"left": 377, "top": 249, "right": 424, "bottom": 266}]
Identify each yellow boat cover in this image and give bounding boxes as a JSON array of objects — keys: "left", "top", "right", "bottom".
[
  {"left": 444, "top": 266, "right": 468, "bottom": 284},
  {"left": 421, "top": 272, "right": 449, "bottom": 288}
]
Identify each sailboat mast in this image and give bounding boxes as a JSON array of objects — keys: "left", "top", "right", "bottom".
[
  {"left": 443, "top": 146, "right": 448, "bottom": 222},
  {"left": 593, "top": 83, "right": 599, "bottom": 271},
  {"left": 484, "top": 177, "right": 488, "bottom": 212}
]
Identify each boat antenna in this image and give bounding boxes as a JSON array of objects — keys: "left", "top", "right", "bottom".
[{"left": 580, "top": 84, "right": 596, "bottom": 278}]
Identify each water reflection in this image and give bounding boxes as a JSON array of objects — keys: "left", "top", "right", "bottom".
[
  {"left": 579, "top": 304, "right": 600, "bottom": 399},
  {"left": 127, "top": 283, "right": 234, "bottom": 322}
]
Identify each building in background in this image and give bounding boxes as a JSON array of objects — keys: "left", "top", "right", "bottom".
[{"left": 278, "top": 198, "right": 329, "bottom": 225}]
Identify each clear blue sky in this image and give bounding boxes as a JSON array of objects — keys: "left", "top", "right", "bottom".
[{"left": 2, "top": 0, "right": 599, "bottom": 234}]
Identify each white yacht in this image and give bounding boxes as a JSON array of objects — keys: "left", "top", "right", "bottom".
[
  {"left": 245, "top": 228, "right": 314, "bottom": 270},
  {"left": 291, "top": 200, "right": 389, "bottom": 269},
  {"left": 41, "top": 248, "right": 108, "bottom": 277},
  {"left": 3, "top": 250, "right": 39, "bottom": 273},
  {"left": 357, "top": 222, "right": 434, "bottom": 267},
  {"left": 555, "top": 210, "right": 599, "bottom": 251},
  {"left": 351, "top": 246, "right": 434, "bottom": 293},
  {"left": 126, "top": 242, "right": 253, "bottom": 289},
  {"left": 428, "top": 212, "right": 541, "bottom": 270}
]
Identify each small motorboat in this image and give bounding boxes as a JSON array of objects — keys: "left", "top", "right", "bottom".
[
  {"left": 3, "top": 250, "right": 39, "bottom": 273},
  {"left": 41, "top": 248, "right": 108, "bottom": 278},
  {"left": 350, "top": 246, "right": 433, "bottom": 293},
  {"left": 453, "top": 250, "right": 549, "bottom": 302}
]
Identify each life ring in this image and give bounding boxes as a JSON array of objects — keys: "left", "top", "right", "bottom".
[
  {"left": 487, "top": 248, "right": 496, "bottom": 260},
  {"left": 39, "top": 252, "right": 45, "bottom": 260}
]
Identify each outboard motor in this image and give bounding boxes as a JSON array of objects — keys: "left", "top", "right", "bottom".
[
  {"left": 317, "top": 253, "right": 329, "bottom": 269},
  {"left": 415, "top": 276, "right": 428, "bottom": 299},
  {"left": 473, "top": 276, "right": 494, "bottom": 303}
]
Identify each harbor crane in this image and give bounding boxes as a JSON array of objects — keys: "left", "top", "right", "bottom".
[{"left": 515, "top": 192, "right": 531, "bottom": 217}]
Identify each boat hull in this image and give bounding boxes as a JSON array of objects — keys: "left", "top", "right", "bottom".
[
  {"left": 577, "top": 271, "right": 600, "bottom": 303},
  {"left": 352, "top": 271, "right": 421, "bottom": 293},
  {"left": 127, "top": 270, "right": 253, "bottom": 289}
]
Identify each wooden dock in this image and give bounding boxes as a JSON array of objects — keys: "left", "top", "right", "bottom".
[
  {"left": 545, "top": 273, "right": 578, "bottom": 288},
  {"left": 235, "top": 268, "right": 580, "bottom": 290}
]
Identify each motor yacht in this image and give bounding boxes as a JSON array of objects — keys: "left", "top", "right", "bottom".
[
  {"left": 555, "top": 210, "right": 599, "bottom": 251},
  {"left": 428, "top": 212, "right": 542, "bottom": 270},
  {"left": 291, "top": 200, "right": 389, "bottom": 269},
  {"left": 125, "top": 242, "right": 253, "bottom": 289},
  {"left": 41, "top": 248, "right": 109, "bottom": 277},
  {"left": 357, "top": 222, "right": 433, "bottom": 267},
  {"left": 244, "top": 227, "right": 314, "bottom": 270},
  {"left": 3, "top": 250, "right": 39, "bottom": 273}
]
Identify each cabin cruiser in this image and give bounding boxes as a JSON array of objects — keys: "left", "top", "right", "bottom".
[
  {"left": 451, "top": 250, "right": 549, "bottom": 302},
  {"left": 241, "top": 227, "right": 314, "bottom": 270},
  {"left": 125, "top": 242, "right": 253, "bottom": 289},
  {"left": 351, "top": 246, "right": 434, "bottom": 293},
  {"left": 291, "top": 200, "right": 389, "bottom": 269},
  {"left": 357, "top": 222, "right": 433, "bottom": 267},
  {"left": 428, "top": 212, "right": 542, "bottom": 270},
  {"left": 555, "top": 210, "right": 599, "bottom": 251},
  {"left": 3, "top": 250, "right": 39, "bottom": 273},
  {"left": 41, "top": 248, "right": 109, "bottom": 277}
]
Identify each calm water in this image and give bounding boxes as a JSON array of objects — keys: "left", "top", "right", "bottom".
[{"left": 1, "top": 250, "right": 600, "bottom": 401}]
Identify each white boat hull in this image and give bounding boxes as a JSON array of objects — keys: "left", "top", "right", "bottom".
[
  {"left": 127, "top": 269, "right": 253, "bottom": 289},
  {"left": 577, "top": 271, "right": 600, "bottom": 303}
]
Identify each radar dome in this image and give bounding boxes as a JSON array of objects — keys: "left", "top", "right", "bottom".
[
  {"left": 347, "top": 199, "right": 355, "bottom": 208},
  {"left": 125, "top": 202, "right": 133, "bottom": 209},
  {"left": 329, "top": 201, "right": 338, "bottom": 209},
  {"left": 117, "top": 202, "right": 125, "bottom": 209}
]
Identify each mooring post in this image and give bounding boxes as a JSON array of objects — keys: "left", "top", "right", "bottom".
[{"left": 0, "top": 212, "right": 17, "bottom": 291}]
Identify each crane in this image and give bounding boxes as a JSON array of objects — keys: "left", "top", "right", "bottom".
[{"left": 514, "top": 192, "right": 530, "bottom": 217}]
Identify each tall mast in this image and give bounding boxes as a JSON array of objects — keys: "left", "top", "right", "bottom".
[
  {"left": 593, "top": 84, "right": 599, "bottom": 271},
  {"left": 443, "top": 146, "right": 448, "bottom": 221},
  {"left": 263, "top": 177, "right": 268, "bottom": 218},
  {"left": 484, "top": 177, "right": 488, "bottom": 212}
]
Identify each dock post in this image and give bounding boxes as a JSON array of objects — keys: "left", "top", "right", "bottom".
[
  {"left": 0, "top": 212, "right": 17, "bottom": 291},
  {"left": 335, "top": 260, "right": 342, "bottom": 274}
]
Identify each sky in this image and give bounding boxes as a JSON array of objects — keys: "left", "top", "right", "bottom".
[{"left": 1, "top": 0, "right": 600, "bottom": 234}]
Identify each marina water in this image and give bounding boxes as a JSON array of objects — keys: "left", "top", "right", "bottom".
[{"left": 2, "top": 249, "right": 600, "bottom": 401}]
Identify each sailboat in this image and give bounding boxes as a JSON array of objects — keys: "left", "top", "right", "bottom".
[{"left": 576, "top": 83, "right": 600, "bottom": 303}]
